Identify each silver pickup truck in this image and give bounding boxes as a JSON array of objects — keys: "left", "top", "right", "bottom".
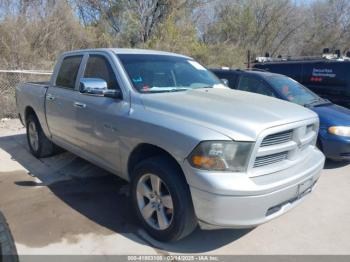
[{"left": 16, "top": 48, "right": 325, "bottom": 241}]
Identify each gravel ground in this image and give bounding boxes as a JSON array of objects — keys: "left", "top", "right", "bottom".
[{"left": 0, "top": 118, "right": 349, "bottom": 256}]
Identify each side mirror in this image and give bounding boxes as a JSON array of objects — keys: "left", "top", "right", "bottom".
[
  {"left": 79, "top": 78, "right": 121, "bottom": 99},
  {"left": 221, "top": 78, "right": 229, "bottom": 86},
  {"left": 80, "top": 78, "right": 107, "bottom": 95}
]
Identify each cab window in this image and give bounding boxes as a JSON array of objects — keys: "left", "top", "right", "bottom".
[
  {"left": 56, "top": 56, "right": 83, "bottom": 89},
  {"left": 237, "top": 76, "right": 276, "bottom": 97},
  {"left": 84, "top": 55, "right": 120, "bottom": 90}
]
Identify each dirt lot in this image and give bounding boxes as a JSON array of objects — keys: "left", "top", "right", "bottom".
[{"left": 0, "top": 118, "right": 350, "bottom": 255}]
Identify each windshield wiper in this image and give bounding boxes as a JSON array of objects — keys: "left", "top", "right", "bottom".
[
  {"left": 304, "top": 98, "right": 331, "bottom": 107},
  {"left": 193, "top": 86, "right": 213, "bottom": 89},
  {"left": 312, "top": 100, "right": 333, "bottom": 107},
  {"left": 145, "top": 88, "right": 190, "bottom": 93},
  {"left": 169, "top": 88, "right": 190, "bottom": 92}
]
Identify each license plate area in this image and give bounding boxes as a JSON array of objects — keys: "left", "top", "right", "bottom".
[{"left": 297, "top": 178, "right": 313, "bottom": 199}]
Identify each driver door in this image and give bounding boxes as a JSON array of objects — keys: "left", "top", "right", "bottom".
[{"left": 73, "top": 53, "right": 129, "bottom": 172}]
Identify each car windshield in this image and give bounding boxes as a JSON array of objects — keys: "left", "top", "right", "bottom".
[
  {"left": 117, "top": 54, "right": 225, "bottom": 93},
  {"left": 268, "top": 75, "right": 323, "bottom": 106}
]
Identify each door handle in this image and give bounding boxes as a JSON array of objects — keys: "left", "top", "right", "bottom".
[
  {"left": 74, "top": 102, "right": 86, "bottom": 108},
  {"left": 47, "top": 94, "right": 55, "bottom": 101}
]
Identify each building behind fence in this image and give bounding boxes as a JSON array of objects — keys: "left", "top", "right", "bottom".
[{"left": 0, "top": 70, "right": 52, "bottom": 119}]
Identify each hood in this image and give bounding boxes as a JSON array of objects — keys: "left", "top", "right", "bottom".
[
  {"left": 311, "top": 103, "right": 350, "bottom": 128},
  {"left": 141, "top": 88, "right": 317, "bottom": 141}
]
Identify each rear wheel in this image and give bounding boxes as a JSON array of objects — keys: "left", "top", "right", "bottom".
[
  {"left": 26, "top": 114, "right": 57, "bottom": 158},
  {"left": 131, "top": 156, "right": 197, "bottom": 242}
]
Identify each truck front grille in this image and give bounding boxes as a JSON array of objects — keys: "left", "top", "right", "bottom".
[
  {"left": 254, "top": 151, "right": 288, "bottom": 168},
  {"left": 260, "top": 130, "right": 293, "bottom": 147},
  {"left": 252, "top": 123, "right": 317, "bottom": 170}
]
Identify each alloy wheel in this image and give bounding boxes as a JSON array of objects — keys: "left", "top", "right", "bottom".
[
  {"left": 28, "top": 121, "right": 39, "bottom": 152},
  {"left": 136, "top": 173, "right": 174, "bottom": 230}
]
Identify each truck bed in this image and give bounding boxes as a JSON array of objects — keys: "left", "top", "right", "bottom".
[
  {"left": 15, "top": 82, "right": 49, "bottom": 132},
  {"left": 26, "top": 81, "right": 50, "bottom": 86}
]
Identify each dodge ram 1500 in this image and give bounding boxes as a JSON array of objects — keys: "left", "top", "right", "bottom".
[{"left": 16, "top": 48, "right": 325, "bottom": 241}]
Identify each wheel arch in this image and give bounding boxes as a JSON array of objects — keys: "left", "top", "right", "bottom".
[
  {"left": 24, "top": 106, "right": 37, "bottom": 124},
  {"left": 127, "top": 143, "right": 186, "bottom": 182}
]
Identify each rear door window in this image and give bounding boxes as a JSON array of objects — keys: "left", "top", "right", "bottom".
[
  {"left": 237, "top": 76, "right": 276, "bottom": 97},
  {"left": 56, "top": 56, "right": 83, "bottom": 89},
  {"left": 84, "top": 55, "right": 120, "bottom": 90}
]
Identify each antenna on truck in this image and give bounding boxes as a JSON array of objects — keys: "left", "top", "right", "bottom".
[{"left": 254, "top": 48, "right": 350, "bottom": 63}]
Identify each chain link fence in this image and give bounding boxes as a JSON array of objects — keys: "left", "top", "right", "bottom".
[{"left": 0, "top": 70, "right": 52, "bottom": 119}]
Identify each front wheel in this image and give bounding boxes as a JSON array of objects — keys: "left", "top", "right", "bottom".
[{"left": 131, "top": 156, "right": 197, "bottom": 242}]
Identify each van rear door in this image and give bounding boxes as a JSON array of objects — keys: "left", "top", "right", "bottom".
[{"left": 301, "top": 61, "right": 349, "bottom": 104}]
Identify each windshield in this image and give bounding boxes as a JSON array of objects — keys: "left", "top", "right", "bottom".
[
  {"left": 117, "top": 54, "right": 225, "bottom": 93},
  {"left": 268, "top": 76, "right": 322, "bottom": 106}
]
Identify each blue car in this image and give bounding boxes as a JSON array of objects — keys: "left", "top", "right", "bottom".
[{"left": 211, "top": 68, "right": 350, "bottom": 160}]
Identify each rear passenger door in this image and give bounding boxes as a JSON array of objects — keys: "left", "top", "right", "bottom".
[
  {"left": 237, "top": 76, "right": 276, "bottom": 97},
  {"left": 46, "top": 55, "right": 84, "bottom": 146},
  {"left": 73, "top": 53, "right": 129, "bottom": 172}
]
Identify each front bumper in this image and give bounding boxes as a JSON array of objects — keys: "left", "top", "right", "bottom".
[{"left": 184, "top": 148, "right": 325, "bottom": 229}]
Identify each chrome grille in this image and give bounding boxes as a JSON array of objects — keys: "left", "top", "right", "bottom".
[
  {"left": 252, "top": 122, "right": 317, "bottom": 171},
  {"left": 254, "top": 151, "right": 288, "bottom": 168},
  {"left": 261, "top": 130, "right": 293, "bottom": 147}
]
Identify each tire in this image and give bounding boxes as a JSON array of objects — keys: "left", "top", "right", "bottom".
[
  {"left": 26, "top": 113, "right": 57, "bottom": 158},
  {"left": 0, "top": 212, "right": 18, "bottom": 261},
  {"left": 131, "top": 156, "right": 197, "bottom": 242}
]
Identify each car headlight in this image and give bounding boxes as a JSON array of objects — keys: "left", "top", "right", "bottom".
[
  {"left": 328, "top": 126, "right": 350, "bottom": 137},
  {"left": 188, "top": 141, "right": 253, "bottom": 172}
]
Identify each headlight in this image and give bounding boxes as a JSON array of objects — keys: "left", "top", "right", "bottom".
[
  {"left": 188, "top": 141, "right": 253, "bottom": 172},
  {"left": 328, "top": 126, "right": 350, "bottom": 137}
]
